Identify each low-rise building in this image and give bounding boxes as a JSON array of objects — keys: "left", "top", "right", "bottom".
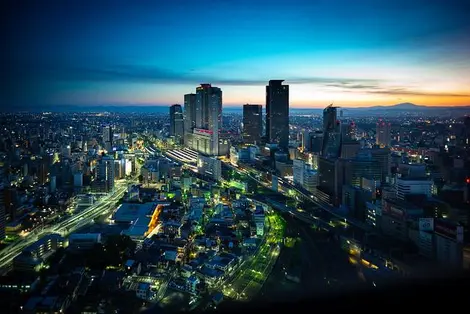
[
  {"left": 136, "top": 282, "right": 156, "bottom": 301},
  {"left": 68, "top": 233, "right": 101, "bottom": 250},
  {"left": 186, "top": 275, "right": 200, "bottom": 294}
]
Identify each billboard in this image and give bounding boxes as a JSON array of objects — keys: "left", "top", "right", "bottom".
[
  {"left": 419, "top": 218, "right": 434, "bottom": 232},
  {"left": 435, "top": 219, "right": 464, "bottom": 243},
  {"left": 194, "top": 128, "right": 213, "bottom": 136}
]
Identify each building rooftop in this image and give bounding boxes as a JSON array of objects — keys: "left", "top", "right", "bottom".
[
  {"left": 24, "top": 233, "right": 64, "bottom": 253},
  {"left": 164, "top": 250, "right": 177, "bottom": 261},
  {"left": 113, "top": 203, "right": 158, "bottom": 223},
  {"left": 138, "top": 282, "right": 151, "bottom": 290},
  {"left": 199, "top": 266, "right": 224, "bottom": 278}
]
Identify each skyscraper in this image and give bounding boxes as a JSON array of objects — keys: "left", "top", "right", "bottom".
[
  {"left": 184, "top": 93, "right": 196, "bottom": 134},
  {"left": 266, "top": 80, "right": 289, "bottom": 149},
  {"left": 184, "top": 84, "right": 224, "bottom": 156},
  {"left": 103, "top": 126, "right": 113, "bottom": 152},
  {"left": 195, "top": 84, "right": 222, "bottom": 133},
  {"left": 169, "top": 104, "right": 184, "bottom": 144},
  {"left": 96, "top": 155, "right": 115, "bottom": 192},
  {"left": 321, "top": 104, "right": 342, "bottom": 158},
  {"left": 376, "top": 119, "right": 391, "bottom": 147},
  {"left": 243, "top": 104, "right": 262, "bottom": 144}
]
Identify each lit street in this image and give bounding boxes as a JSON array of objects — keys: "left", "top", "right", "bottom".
[
  {"left": 0, "top": 180, "right": 129, "bottom": 269},
  {"left": 220, "top": 213, "right": 284, "bottom": 301}
]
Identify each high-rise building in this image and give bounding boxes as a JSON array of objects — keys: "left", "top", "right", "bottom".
[
  {"left": 243, "top": 104, "right": 262, "bottom": 144},
  {"left": 103, "top": 126, "right": 113, "bottom": 143},
  {"left": 169, "top": 104, "right": 184, "bottom": 144},
  {"left": 321, "top": 104, "right": 342, "bottom": 158},
  {"left": 184, "top": 93, "right": 197, "bottom": 134},
  {"left": 293, "top": 159, "right": 305, "bottom": 185},
  {"left": 344, "top": 121, "right": 357, "bottom": 141},
  {"left": 185, "top": 84, "right": 224, "bottom": 156},
  {"left": 195, "top": 84, "right": 222, "bottom": 132},
  {"left": 96, "top": 155, "right": 115, "bottom": 192},
  {"left": 376, "top": 119, "right": 391, "bottom": 147},
  {"left": 103, "top": 126, "right": 113, "bottom": 152},
  {"left": 266, "top": 80, "right": 289, "bottom": 149}
]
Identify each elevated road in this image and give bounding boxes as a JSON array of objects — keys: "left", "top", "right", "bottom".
[{"left": 0, "top": 181, "right": 129, "bottom": 269}]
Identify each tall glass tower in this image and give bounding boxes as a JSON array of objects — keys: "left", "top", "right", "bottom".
[{"left": 266, "top": 80, "right": 289, "bottom": 150}]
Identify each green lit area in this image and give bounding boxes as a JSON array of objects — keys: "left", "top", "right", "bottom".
[
  {"left": 228, "top": 180, "right": 244, "bottom": 191},
  {"left": 3, "top": 235, "right": 19, "bottom": 243},
  {"left": 221, "top": 211, "right": 285, "bottom": 301}
]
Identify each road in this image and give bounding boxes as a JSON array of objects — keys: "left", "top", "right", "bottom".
[
  {"left": 0, "top": 180, "right": 129, "bottom": 269},
  {"left": 220, "top": 213, "right": 283, "bottom": 301}
]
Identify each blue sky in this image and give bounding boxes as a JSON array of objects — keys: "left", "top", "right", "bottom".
[{"left": 3, "top": 0, "right": 470, "bottom": 108}]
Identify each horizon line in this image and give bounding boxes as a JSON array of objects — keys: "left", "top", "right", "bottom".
[{"left": 7, "top": 103, "right": 470, "bottom": 109}]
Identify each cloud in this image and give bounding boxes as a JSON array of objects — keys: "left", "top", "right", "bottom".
[
  {"left": 325, "top": 82, "right": 470, "bottom": 97},
  {"left": 9, "top": 60, "right": 468, "bottom": 99},
  {"left": 7, "top": 59, "right": 383, "bottom": 88},
  {"left": 369, "top": 89, "right": 470, "bottom": 97},
  {"left": 325, "top": 82, "right": 383, "bottom": 90}
]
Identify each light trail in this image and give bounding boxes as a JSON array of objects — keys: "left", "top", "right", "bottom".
[{"left": 0, "top": 181, "right": 130, "bottom": 269}]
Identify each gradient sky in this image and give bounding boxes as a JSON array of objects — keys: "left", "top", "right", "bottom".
[{"left": 3, "top": 0, "right": 470, "bottom": 109}]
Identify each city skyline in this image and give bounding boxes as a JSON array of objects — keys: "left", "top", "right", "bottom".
[{"left": 3, "top": 0, "right": 470, "bottom": 109}]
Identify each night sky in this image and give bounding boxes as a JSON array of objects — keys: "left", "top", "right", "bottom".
[{"left": 3, "top": 0, "right": 470, "bottom": 109}]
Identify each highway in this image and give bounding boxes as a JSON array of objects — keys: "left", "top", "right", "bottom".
[
  {"left": 226, "top": 162, "right": 379, "bottom": 241},
  {"left": 0, "top": 181, "right": 129, "bottom": 269}
]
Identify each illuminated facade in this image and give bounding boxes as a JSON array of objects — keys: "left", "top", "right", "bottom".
[
  {"left": 184, "top": 84, "right": 223, "bottom": 155},
  {"left": 376, "top": 119, "right": 391, "bottom": 147},
  {"left": 170, "top": 104, "right": 184, "bottom": 144},
  {"left": 243, "top": 104, "right": 262, "bottom": 144}
]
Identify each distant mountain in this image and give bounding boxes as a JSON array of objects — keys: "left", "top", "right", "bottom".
[
  {"left": 364, "top": 102, "right": 422, "bottom": 110},
  {"left": 345, "top": 102, "right": 470, "bottom": 111},
  {"left": 343, "top": 102, "right": 425, "bottom": 111}
]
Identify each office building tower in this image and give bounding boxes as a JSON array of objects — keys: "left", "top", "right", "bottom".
[
  {"left": 103, "top": 126, "right": 113, "bottom": 143},
  {"left": 184, "top": 93, "right": 197, "bottom": 134},
  {"left": 185, "top": 84, "right": 224, "bottom": 156},
  {"left": 96, "top": 155, "right": 115, "bottom": 192},
  {"left": 293, "top": 159, "right": 305, "bottom": 185},
  {"left": 310, "top": 131, "right": 324, "bottom": 154},
  {"left": 301, "top": 131, "right": 311, "bottom": 152},
  {"left": 321, "top": 104, "right": 342, "bottom": 158},
  {"left": 376, "top": 119, "right": 391, "bottom": 147},
  {"left": 103, "top": 126, "right": 113, "bottom": 152},
  {"left": 243, "top": 104, "right": 262, "bottom": 144},
  {"left": 170, "top": 104, "right": 184, "bottom": 144},
  {"left": 195, "top": 84, "right": 222, "bottom": 132},
  {"left": 345, "top": 121, "right": 357, "bottom": 141},
  {"left": 266, "top": 80, "right": 289, "bottom": 149}
]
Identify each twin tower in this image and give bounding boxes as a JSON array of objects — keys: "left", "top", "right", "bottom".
[{"left": 170, "top": 80, "right": 290, "bottom": 156}]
